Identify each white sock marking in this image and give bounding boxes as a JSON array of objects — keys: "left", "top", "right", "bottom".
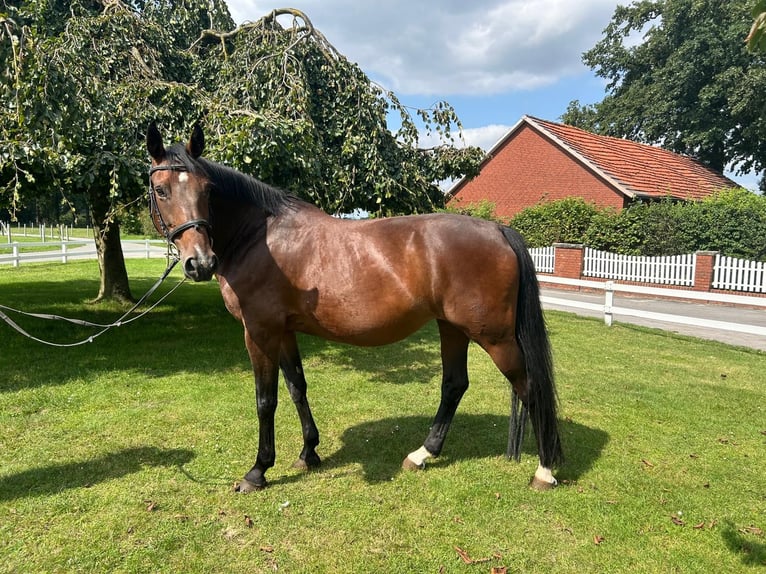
[
  {"left": 406, "top": 445, "right": 433, "bottom": 468},
  {"left": 534, "top": 464, "right": 558, "bottom": 486}
]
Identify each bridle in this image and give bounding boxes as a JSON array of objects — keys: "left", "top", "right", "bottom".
[{"left": 148, "top": 164, "right": 213, "bottom": 246}]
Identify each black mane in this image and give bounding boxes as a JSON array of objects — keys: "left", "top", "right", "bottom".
[{"left": 165, "top": 143, "right": 296, "bottom": 216}]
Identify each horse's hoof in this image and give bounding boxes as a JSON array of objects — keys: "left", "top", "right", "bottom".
[
  {"left": 529, "top": 476, "right": 557, "bottom": 491},
  {"left": 292, "top": 452, "right": 321, "bottom": 471},
  {"left": 292, "top": 458, "right": 320, "bottom": 471},
  {"left": 401, "top": 456, "right": 425, "bottom": 471},
  {"left": 233, "top": 478, "right": 266, "bottom": 493}
]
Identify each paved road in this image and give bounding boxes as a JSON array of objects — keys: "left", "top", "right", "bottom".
[{"left": 541, "top": 286, "right": 766, "bottom": 352}]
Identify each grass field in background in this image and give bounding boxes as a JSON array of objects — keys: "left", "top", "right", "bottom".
[{"left": 0, "top": 260, "right": 764, "bottom": 572}]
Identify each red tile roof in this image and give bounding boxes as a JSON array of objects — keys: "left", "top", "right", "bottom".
[{"left": 523, "top": 116, "right": 738, "bottom": 200}]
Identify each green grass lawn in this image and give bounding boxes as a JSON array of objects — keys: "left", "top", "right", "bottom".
[{"left": 0, "top": 260, "right": 764, "bottom": 573}]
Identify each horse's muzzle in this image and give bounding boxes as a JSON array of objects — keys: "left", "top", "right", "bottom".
[{"left": 183, "top": 253, "right": 218, "bottom": 282}]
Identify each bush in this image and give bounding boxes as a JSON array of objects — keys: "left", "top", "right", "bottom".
[
  {"left": 509, "top": 190, "right": 766, "bottom": 260},
  {"left": 583, "top": 200, "right": 694, "bottom": 255},
  {"left": 443, "top": 199, "right": 504, "bottom": 222},
  {"left": 687, "top": 188, "right": 766, "bottom": 259},
  {"left": 509, "top": 197, "right": 601, "bottom": 247},
  {"left": 645, "top": 200, "right": 698, "bottom": 255},
  {"left": 582, "top": 204, "right": 649, "bottom": 254},
  {"left": 119, "top": 202, "right": 161, "bottom": 237}
]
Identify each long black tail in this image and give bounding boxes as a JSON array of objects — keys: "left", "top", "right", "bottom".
[
  {"left": 507, "top": 391, "right": 528, "bottom": 461},
  {"left": 501, "top": 227, "right": 563, "bottom": 468}
]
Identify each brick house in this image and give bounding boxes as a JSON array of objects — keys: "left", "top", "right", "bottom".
[{"left": 447, "top": 115, "right": 739, "bottom": 219}]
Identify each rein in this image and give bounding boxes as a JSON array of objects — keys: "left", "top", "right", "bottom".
[
  {"left": 0, "top": 163, "right": 215, "bottom": 347},
  {"left": 0, "top": 257, "right": 184, "bottom": 347}
]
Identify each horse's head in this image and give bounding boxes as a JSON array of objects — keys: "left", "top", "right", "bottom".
[{"left": 146, "top": 122, "right": 218, "bottom": 282}]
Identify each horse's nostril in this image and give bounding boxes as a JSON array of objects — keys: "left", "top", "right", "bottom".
[
  {"left": 184, "top": 257, "right": 199, "bottom": 277},
  {"left": 183, "top": 255, "right": 217, "bottom": 281}
]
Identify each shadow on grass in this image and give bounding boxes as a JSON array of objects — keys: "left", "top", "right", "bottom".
[
  {"left": 0, "top": 277, "right": 445, "bottom": 393},
  {"left": 721, "top": 521, "right": 766, "bottom": 567},
  {"left": 0, "top": 446, "right": 195, "bottom": 501},
  {"left": 313, "top": 414, "right": 607, "bottom": 485},
  {"left": 298, "top": 327, "right": 442, "bottom": 385},
  {"left": 0, "top": 275, "right": 244, "bottom": 393}
]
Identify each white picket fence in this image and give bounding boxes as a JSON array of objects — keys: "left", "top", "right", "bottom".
[
  {"left": 2, "top": 222, "right": 82, "bottom": 242},
  {"left": 529, "top": 246, "right": 555, "bottom": 273},
  {"left": 531, "top": 246, "right": 765, "bottom": 294},
  {"left": 583, "top": 248, "right": 696, "bottom": 286},
  {"left": 713, "top": 254, "right": 766, "bottom": 293}
]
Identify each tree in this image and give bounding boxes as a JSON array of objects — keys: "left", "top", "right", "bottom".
[
  {"left": 1, "top": 0, "right": 226, "bottom": 301},
  {"left": 747, "top": 0, "right": 766, "bottom": 52},
  {"left": 562, "top": 0, "right": 766, "bottom": 187},
  {"left": 189, "top": 8, "right": 483, "bottom": 216},
  {"left": 1, "top": 4, "right": 482, "bottom": 302}
]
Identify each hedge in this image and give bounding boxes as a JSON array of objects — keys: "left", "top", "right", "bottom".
[{"left": 447, "top": 189, "right": 766, "bottom": 261}]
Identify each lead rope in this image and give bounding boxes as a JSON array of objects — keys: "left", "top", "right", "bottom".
[{"left": 0, "top": 256, "right": 184, "bottom": 347}]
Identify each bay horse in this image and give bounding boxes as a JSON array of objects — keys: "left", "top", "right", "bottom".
[{"left": 146, "top": 122, "right": 563, "bottom": 492}]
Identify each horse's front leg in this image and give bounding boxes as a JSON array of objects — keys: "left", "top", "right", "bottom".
[
  {"left": 235, "top": 329, "right": 281, "bottom": 493},
  {"left": 280, "top": 332, "right": 321, "bottom": 471}
]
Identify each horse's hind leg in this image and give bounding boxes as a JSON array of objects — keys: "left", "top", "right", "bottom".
[
  {"left": 484, "top": 339, "right": 558, "bottom": 490},
  {"left": 403, "top": 320, "right": 470, "bottom": 470},
  {"left": 482, "top": 338, "right": 529, "bottom": 460},
  {"left": 280, "top": 332, "right": 321, "bottom": 470}
]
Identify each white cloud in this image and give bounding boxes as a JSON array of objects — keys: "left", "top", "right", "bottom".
[
  {"left": 416, "top": 123, "right": 511, "bottom": 151},
  {"left": 461, "top": 124, "right": 514, "bottom": 150},
  {"left": 225, "top": 1, "right": 619, "bottom": 96}
]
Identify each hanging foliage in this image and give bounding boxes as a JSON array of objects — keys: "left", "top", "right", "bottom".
[
  {"left": 190, "top": 8, "right": 483, "bottom": 215},
  {"left": 0, "top": 2, "right": 482, "bottom": 301}
]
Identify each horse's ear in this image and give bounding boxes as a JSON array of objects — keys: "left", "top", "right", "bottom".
[
  {"left": 146, "top": 121, "right": 164, "bottom": 161},
  {"left": 187, "top": 122, "right": 204, "bottom": 159}
]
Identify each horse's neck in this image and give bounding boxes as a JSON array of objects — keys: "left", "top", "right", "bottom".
[{"left": 209, "top": 196, "right": 269, "bottom": 261}]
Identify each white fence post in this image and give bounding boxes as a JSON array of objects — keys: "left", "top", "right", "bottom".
[
  {"left": 145, "top": 238, "right": 151, "bottom": 259},
  {"left": 604, "top": 281, "right": 614, "bottom": 326},
  {"left": 61, "top": 242, "right": 68, "bottom": 264},
  {"left": 12, "top": 242, "right": 19, "bottom": 267}
]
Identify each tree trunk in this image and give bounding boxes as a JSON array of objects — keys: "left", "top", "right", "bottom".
[
  {"left": 700, "top": 141, "right": 726, "bottom": 175},
  {"left": 89, "top": 188, "right": 134, "bottom": 303}
]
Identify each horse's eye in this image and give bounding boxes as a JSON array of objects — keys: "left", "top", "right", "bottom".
[{"left": 154, "top": 186, "right": 168, "bottom": 199}]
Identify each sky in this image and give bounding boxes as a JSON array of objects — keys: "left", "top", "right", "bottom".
[{"left": 225, "top": 1, "right": 757, "bottom": 190}]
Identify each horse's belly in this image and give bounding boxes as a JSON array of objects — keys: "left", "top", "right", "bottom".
[{"left": 288, "top": 296, "right": 433, "bottom": 347}]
